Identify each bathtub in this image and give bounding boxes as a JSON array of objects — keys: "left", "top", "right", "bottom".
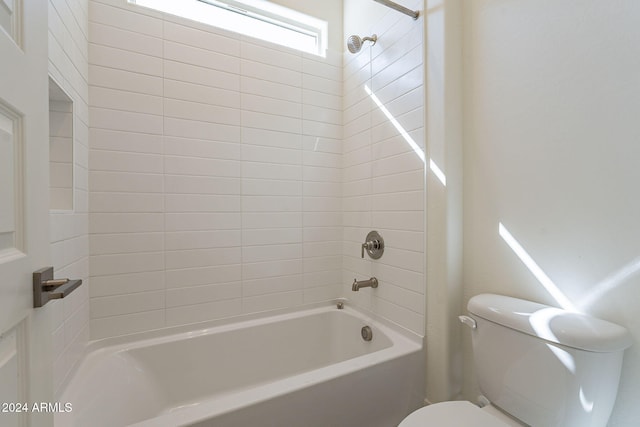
[{"left": 56, "top": 303, "right": 424, "bottom": 427}]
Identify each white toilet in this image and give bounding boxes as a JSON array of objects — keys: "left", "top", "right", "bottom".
[{"left": 400, "top": 294, "right": 632, "bottom": 427}]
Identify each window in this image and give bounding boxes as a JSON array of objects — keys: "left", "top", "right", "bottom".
[{"left": 129, "top": 0, "right": 328, "bottom": 57}]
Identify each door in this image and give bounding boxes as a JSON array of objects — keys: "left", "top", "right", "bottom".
[{"left": 0, "top": 1, "right": 52, "bottom": 426}]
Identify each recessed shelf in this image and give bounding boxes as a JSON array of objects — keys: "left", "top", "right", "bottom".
[{"left": 48, "top": 77, "right": 74, "bottom": 211}]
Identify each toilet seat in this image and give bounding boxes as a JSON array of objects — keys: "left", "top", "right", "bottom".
[{"left": 398, "top": 401, "right": 515, "bottom": 427}]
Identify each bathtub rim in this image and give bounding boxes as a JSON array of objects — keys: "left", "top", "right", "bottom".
[
  {"left": 82, "top": 299, "right": 421, "bottom": 358},
  {"left": 60, "top": 299, "right": 424, "bottom": 397}
]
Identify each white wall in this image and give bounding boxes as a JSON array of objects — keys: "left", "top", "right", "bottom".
[
  {"left": 461, "top": 1, "right": 640, "bottom": 424},
  {"left": 87, "top": 0, "right": 343, "bottom": 338},
  {"left": 48, "top": 0, "right": 90, "bottom": 396},
  {"left": 342, "top": 0, "right": 426, "bottom": 335}
]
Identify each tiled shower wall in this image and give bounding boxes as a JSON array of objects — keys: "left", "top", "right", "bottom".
[
  {"left": 48, "top": 0, "right": 91, "bottom": 394},
  {"left": 88, "top": 0, "right": 343, "bottom": 338},
  {"left": 342, "top": 0, "right": 425, "bottom": 334}
]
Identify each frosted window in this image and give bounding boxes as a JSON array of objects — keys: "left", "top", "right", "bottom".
[{"left": 129, "top": 0, "right": 327, "bottom": 57}]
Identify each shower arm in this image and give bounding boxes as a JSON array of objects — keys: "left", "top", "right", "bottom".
[{"left": 373, "top": 0, "right": 419, "bottom": 20}]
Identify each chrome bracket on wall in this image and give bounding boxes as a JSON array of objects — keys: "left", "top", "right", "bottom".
[{"left": 33, "top": 266, "right": 82, "bottom": 308}]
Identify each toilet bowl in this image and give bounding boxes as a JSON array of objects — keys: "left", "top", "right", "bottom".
[
  {"left": 399, "top": 294, "right": 632, "bottom": 427},
  {"left": 398, "top": 401, "right": 521, "bottom": 427}
]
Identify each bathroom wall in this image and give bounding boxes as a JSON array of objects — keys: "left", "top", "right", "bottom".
[
  {"left": 342, "top": 0, "right": 426, "bottom": 335},
  {"left": 87, "top": 0, "right": 343, "bottom": 338},
  {"left": 461, "top": 1, "right": 640, "bottom": 424},
  {"left": 48, "top": 0, "right": 91, "bottom": 395}
]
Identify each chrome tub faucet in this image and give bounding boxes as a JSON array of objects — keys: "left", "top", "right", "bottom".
[{"left": 352, "top": 277, "right": 378, "bottom": 291}]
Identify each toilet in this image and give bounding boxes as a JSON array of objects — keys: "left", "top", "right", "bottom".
[{"left": 400, "top": 294, "right": 632, "bottom": 427}]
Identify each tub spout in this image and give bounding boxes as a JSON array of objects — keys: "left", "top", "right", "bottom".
[{"left": 352, "top": 277, "right": 378, "bottom": 291}]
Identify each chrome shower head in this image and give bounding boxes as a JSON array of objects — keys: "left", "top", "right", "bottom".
[{"left": 347, "top": 34, "right": 377, "bottom": 54}]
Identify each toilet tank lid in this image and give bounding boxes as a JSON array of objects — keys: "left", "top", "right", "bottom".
[{"left": 467, "top": 294, "right": 632, "bottom": 352}]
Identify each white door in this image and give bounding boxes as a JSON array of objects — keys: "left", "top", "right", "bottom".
[{"left": 0, "top": 1, "right": 52, "bottom": 426}]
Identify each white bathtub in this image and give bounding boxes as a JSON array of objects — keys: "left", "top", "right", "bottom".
[{"left": 56, "top": 303, "right": 424, "bottom": 427}]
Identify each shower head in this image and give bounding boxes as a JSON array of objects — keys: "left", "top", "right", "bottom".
[{"left": 347, "top": 34, "right": 377, "bottom": 54}]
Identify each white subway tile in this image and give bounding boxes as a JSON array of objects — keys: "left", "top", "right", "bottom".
[
  {"left": 241, "top": 228, "right": 302, "bottom": 246},
  {"left": 165, "top": 247, "right": 241, "bottom": 270},
  {"left": 165, "top": 156, "right": 241, "bottom": 178},
  {"left": 89, "top": 1, "right": 163, "bottom": 38},
  {"left": 90, "top": 65, "right": 163, "bottom": 96},
  {"left": 164, "top": 80, "right": 240, "bottom": 109},
  {"left": 164, "top": 40, "right": 240, "bottom": 74},
  {"left": 90, "top": 107, "right": 163, "bottom": 134},
  {"left": 165, "top": 298, "right": 242, "bottom": 327},
  {"left": 242, "top": 275, "right": 302, "bottom": 297},
  {"left": 372, "top": 297, "right": 423, "bottom": 335},
  {"left": 164, "top": 98, "right": 240, "bottom": 126},
  {"left": 241, "top": 59, "right": 301, "bottom": 87},
  {"left": 165, "top": 137, "right": 240, "bottom": 160},
  {"left": 242, "top": 41, "right": 301, "bottom": 70},
  {"left": 242, "top": 162, "right": 302, "bottom": 181},
  {"left": 302, "top": 74, "right": 341, "bottom": 96},
  {"left": 90, "top": 86, "right": 163, "bottom": 115},
  {"left": 89, "top": 44, "right": 162, "bottom": 76},
  {"left": 90, "top": 310, "right": 165, "bottom": 339},
  {"left": 303, "top": 226, "right": 342, "bottom": 243},
  {"left": 165, "top": 230, "right": 241, "bottom": 250},
  {"left": 243, "top": 259, "right": 303, "bottom": 281},
  {"left": 90, "top": 192, "right": 163, "bottom": 213},
  {"left": 241, "top": 128, "right": 303, "bottom": 150},
  {"left": 242, "top": 244, "right": 302, "bottom": 263},
  {"left": 303, "top": 285, "right": 340, "bottom": 304},
  {"left": 371, "top": 190, "right": 424, "bottom": 212},
  {"left": 165, "top": 60, "right": 240, "bottom": 91},
  {"left": 303, "top": 241, "right": 338, "bottom": 258},
  {"left": 303, "top": 182, "right": 341, "bottom": 198},
  {"left": 165, "top": 175, "right": 240, "bottom": 195},
  {"left": 241, "top": 76, "right": 301, "bottom": 103},
  {"left": 371, "top": 263, "right": 424, "bottom": 295},
  {"left": 165, "top": 213, "right": 240, "bottom": 232},
  {"left": 163, "top": 20, "right": 240, "bottom": 57},
  {"left": 90, "top": 252, "right": 163, "bottom": 276},
  {"left": 90, "top": 291, "right": 165, "bottom": 318},
  {"left": 90, "top": 150, "right": 163, "bottom": 173},
  {"left": 302, "top": 89, "right": 341, "bottom": 110},
  {"left": 303, "top": 269, "right": 341, "bottom": 288},
  {"left": 165, "top": 264, "right": 241, "bottom": 288},
  {"left": 242, "top": 179, "right": 302, "bottom": 196},
  {"left": 241, "top": 93, "right": 301, "bottom": 119},
  {"left": 242, "top": 144, "right": 302, "bottom": 165},
  {"left": 372, "top": 211, "right": 423, "bottom": 232},
  {"left": 303, "top": 256, "right": 341, "bottom": 273},
  {"left": 165, "top": 194, "right": 240, "bottom": 213},
  {"left": 90, "top": 171, "right": 162, "bottom": 193},
  {"left": 303, "top": 197, "right": 341, "bottom": 212},
  {"left": 90, "top": 213, "right": 164, "bottom": 233},
  {"left": 303, "top": 212, "right": 342, "bottom": 228},
  {"left": 90, "top": 232, "right": 163, "bottom": 255},
  {"left": 90, "top": 128, "right": 162, "bottom": 154},
  {"left": 242, "top": 212, "right": 302, "bottom": 229},
  {"left": 164, "top": 117, "right": 240, "bottom": 143},
  {"left": 90, "top": 22, "right": 162, "bottom": 57},
  {"left": 372, "top": 169, "right": 424, "bottom": 194},
  {"left": 166, "top": 282, "right": 241, "bottom": 308},
  {"left": 243, "top": 196, "right": 301, "bottom": 212},
  {"left": 242, "top": 291, "right": 303, "bottom": 314},
  {"left": 303, "top": 166, "right": 341, "bottom": 183},
  {"left": 242, "top": 110, "right": 301, "bottom": 134}
]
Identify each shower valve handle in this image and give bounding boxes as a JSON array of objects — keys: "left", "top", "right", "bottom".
[{"left": 361, "top": 231, "right": 384, "bottom": 259}]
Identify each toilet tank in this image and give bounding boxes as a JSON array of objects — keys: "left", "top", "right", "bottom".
[{"left": 466, "top": 294, "right": 632, "bottom": 427}]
